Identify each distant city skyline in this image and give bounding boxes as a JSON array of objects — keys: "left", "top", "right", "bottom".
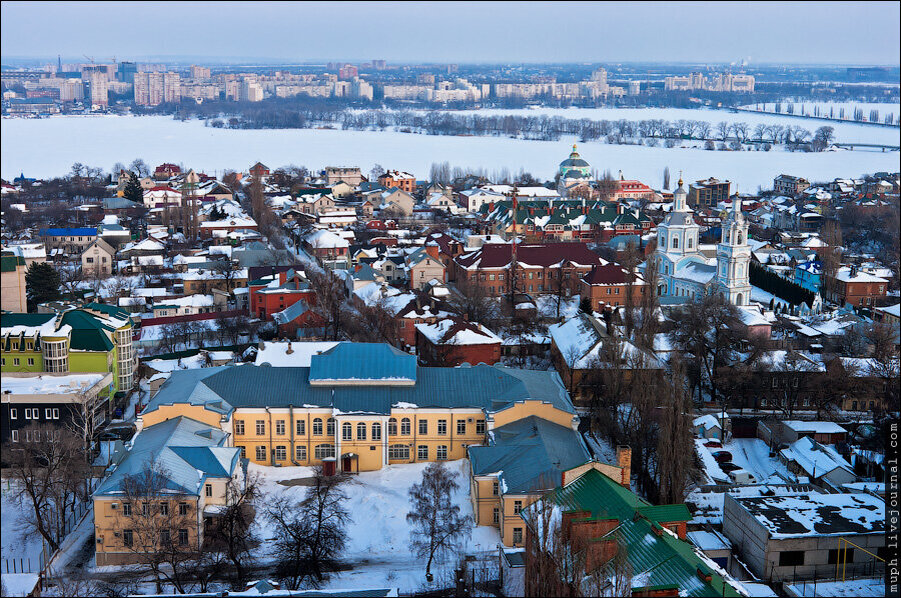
[{"left": 2, "top": 1, "right": 899, "bottom": 66}]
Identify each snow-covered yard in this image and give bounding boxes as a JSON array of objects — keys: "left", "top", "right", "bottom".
[
  {"left": 250, "top": 459, "right": 500, "bottom": 593},
  {"left": 724, "top": 438, "right": 796, "bottom": 484}
]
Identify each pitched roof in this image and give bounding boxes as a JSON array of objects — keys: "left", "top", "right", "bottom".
[
  {"left": 455, "top": 242, "right": 603, "bottom": 270},
  {"left": 468, "top": 416, "right": 590, "bottom": 493},
  {"left": 530, "top": 468, "right": 742, "bottom": 597},
  {"left": 94, "top": 416, "right": 238, "bottom": 497},
  {"left": 143, "top": 347, "right": 575, "bottom": 417}
]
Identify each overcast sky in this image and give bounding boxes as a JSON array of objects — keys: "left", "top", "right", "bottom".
[{"left": 2, "top": 1, "right": 899, "bottom": 65}]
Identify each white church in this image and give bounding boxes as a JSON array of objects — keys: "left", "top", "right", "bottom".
[{"left": 653, "top": 177, "right": 752, "bottom": 305}]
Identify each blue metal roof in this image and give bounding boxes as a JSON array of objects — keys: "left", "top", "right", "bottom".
[
  {"left": 39, "top": 227, "right": 97, "bottom": 236},
  {"left": 142, "top": 346, "right": 575, "bottom": 418},
  {"left": 94, "top": 416, "right": 238, "bottom": 497},
  {"left": 469, "top": 416, "right": 590, "bottom": 493},
  {"left": 309, "top": 343, "right": 417, "bottom": 384}
]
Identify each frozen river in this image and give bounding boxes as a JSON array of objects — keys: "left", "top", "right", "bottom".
[{"left": 2, "top": 114, "right": 899, "bottom": 192}]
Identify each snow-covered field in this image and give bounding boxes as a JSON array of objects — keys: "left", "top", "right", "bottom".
[
  {"left": 2, "top": 114, "right": 899, "bottom": 193},
  {"left": 250, "top": 458, "right": 500, "bottom": 593}
]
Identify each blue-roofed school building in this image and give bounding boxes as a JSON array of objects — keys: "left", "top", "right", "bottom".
[{"left": 138, "top": 342, "right": 580, "bottom": 476}]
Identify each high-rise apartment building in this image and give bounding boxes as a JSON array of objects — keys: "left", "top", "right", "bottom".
[
  {"left": 134, "top": 72, "right": 181, "bottom": 106},
  {"left": 190, "top": 65, "right": 211, "bottom": 80}
]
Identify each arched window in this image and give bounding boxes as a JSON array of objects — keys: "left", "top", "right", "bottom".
[
  {"left": 372, "top": 422, "right": 382, "bottom": 440},
  {"left": 388, "top": 418, "right": 397, "bottom": 436},
  {"left": 672, "top": 236, "right": 679, "bottom": 249},
  {"left": 342, "top": 422, "right": 352, "bottom": 441},
  {"left": 357, "top": 422, "right": 367, "bottom": 440},
  {"left": 737, "top": 233, "right": 743, "bottom": 245},
  {"left": 736, "top": 293, "right": 743, "bottom": 305},
  {"left": 327, "top": 418, "right": 336, "bottom": 436},
  {"left": 687, "top": 236, "right": 693, "bottom": 249},
  {"left": 388, "top": 444, "right": 410, "bottom": 460},
  {"left": 726, "top": 231, "right": 731, "bottom": 244},
  {"left": 401, "top": 418, "right": 411, "bottom": 435},
  {"left": 313, "top": 418, "right": 323, "bottom": 435}
]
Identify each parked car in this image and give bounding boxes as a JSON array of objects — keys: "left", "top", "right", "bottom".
[
  {"left": 720, "top": 462, "right": 742, "bottom": 473},
  {"left": 704, "top": 441, "right": 723, "bottom": 449},
  {"left": 728, "top": 469, "right": 756, "bottom": 484},
  {"left": 711, "top": 451, "right": 733, "bottom": 463}
]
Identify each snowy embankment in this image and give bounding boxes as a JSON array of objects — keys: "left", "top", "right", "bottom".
[
  {"left": 3, "top": 115, "right": 899, "bottom": 194},
  {"left": 250, "top": 459, "right": 500, "bottom": 593}
]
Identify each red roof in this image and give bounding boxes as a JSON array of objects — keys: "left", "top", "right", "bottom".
[
  {"left": 583, "top": 264, "right": 629, "bottom": 285},
  {"left": 455, "top": 242, "right": 604, "bottom": 269}
]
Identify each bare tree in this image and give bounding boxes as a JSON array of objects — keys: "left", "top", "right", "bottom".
[
  {"left": 656, "top": 356, "right": 694, "bottom": 504},
  {"left": 266, "top": 466, "right": 350, "bottom": 589},
  {"left": 715, "top": 121, "right": 730, "bottom": 141},
  {"left": 116, "top": 459, "right": 200, "bottom": 593},
  {"left": 3, "top": 425, "right": 89, "bottom": 553},
  {"left": 407, "top": 462, "right": 472, "bottom": 582},
  {"left": 205, "top": 473, "right": 261, "bottom": 588},
  {"left": 308, "top": 269, "right": 347, "bottom": 341},
  {"left": 820, "top": 220, "right": 842, "bottom": 301}
]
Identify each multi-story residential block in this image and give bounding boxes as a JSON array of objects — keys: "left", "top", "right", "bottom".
[
  {"left": 1, "top": 371, "right": 113, "bottom": 444},
  {"left": 39, "top": 227, "right": 98, "bottom": 257},
  {"left": 688, "top": 177, "right": 731, "bottom": 209},
  {"left": 1, "top": 252, "right": 27, "bottom": 312},
  {"left": 1, "top": 304, "right": 136, "bottom": 393},
  {"left": 773, "top": 174, "right": 810, "bottom": 197},
  {"left": 189, "top": 65, "right": 211, "bottom": 80},
  {"left": 82, "top": 68, "right": 109, "bottom": 107},
  {"left": 133, "top": 72, "right": 180, "bottom": 106},
  {"left": 324, "top": 166, "right": 364, "bottom": 186}
]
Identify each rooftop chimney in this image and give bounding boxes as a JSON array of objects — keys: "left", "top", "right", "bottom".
[{"left": 616, "top": 445, "right": 631, "bottom": 487}]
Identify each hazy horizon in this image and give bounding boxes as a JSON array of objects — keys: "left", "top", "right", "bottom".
[{"left": 2, "top": 1, "right": 899, "bottom": 66}]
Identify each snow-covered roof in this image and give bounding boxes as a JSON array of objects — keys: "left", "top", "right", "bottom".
[
  {"left": 1, "top": 373, "right": 106, "bottom": 395},
  {"left": 415, "top": 318, "right": 501, "bottom": 346},
  {"left": 734, "top": 491, "right": 882, "bottom": 538},
  {"left": 834, "top": 267, "right": 888, "bottom": 283},
  {"left": 782, "top": 420, "right": 846, "bottom": 434},
  {"left": 780, "top": 436, "right": 851, "bottom": 480},
  {"left": 305, "top": 229, "right": 349, "bottom": 249},
  {"left": 254, "top": 341, "right": 342, "bottom": 367}
]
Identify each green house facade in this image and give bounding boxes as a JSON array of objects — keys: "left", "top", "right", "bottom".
[{"left": 1, "top": 304, "right": 136, "bottom": 394}]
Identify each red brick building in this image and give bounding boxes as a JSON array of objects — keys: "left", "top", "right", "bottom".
[
  {"left": 825, "top": 267, "right": 888, "bottom": 308},
  {"left": 415, "top": 317, "right": 502, "bottom": 367},
  {"left": 579, "top": 263, "right": 648, "bottom": 310},
  {"left": 272, "top": 300, "right": 327, "bottom": 339},
  {"left": 249, "top": 270, "right": 317, "bottom": 321},
  {"left": 454, "top": 242, "right": 606, "bottom": 298}
]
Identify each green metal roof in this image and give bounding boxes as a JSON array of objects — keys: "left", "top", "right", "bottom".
[
  {"left": 1, "top": 254, "right": 25, "bottom": 272},
  {"left": 58, "top": 310, "right": 114, "bottom": 352},
  {"left": 529, "top": 469, "right": 741, "bottom": 598}
]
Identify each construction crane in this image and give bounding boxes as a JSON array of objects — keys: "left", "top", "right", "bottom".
[
  {"left": 110, "top": 56, "right": 116, "bottom": 64},
  {"left": 83, "top": 55, "right": 95, "bottom": 65}
]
